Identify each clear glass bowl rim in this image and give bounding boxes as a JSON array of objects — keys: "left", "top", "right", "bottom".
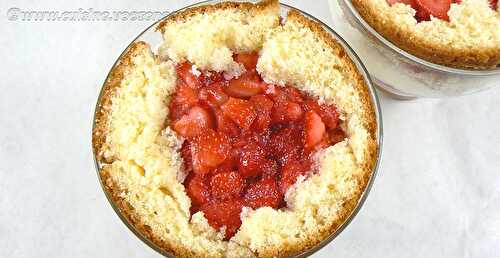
[{"left": 91, "top": 1, "right": 383, "bottom": 257}]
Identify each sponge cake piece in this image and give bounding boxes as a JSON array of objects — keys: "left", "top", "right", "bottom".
[{"left": 157, "top": 0, "right": 280, "bottom": 72}]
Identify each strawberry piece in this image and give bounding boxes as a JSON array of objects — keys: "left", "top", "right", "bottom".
[
  {"left": 174, "top": 82, "right": 199, "bottom": 106},
  {"left": 214, "top": 108, "right": 240, "bottom": 137},
  {"left": 250, "top": 94, "right": 274, "bottom": 112},
  {"left": 169, "top": 81, "right": 199, "bottom": 121},
  {"left": 279, "top": 160, "right": 311, "bottom": 194},
  {"left": 176, "top": 62, "right": 204, "bottom": 89},
  {"left": 222, "top": 98, "right": 257, "bottom": 130},
  {"left": 244, "top": 178, "right": 282, "bottom": 209},
  {"left": 191, "top": 129, "right": 231, "bottom": 175},
  {"left": 199, "top": 82, "right": 229, "bottom": 107},
  {"left": 490, "top": 0, "right": 498, "bottom": 9},
  {"left": 203, "top": 71, "right": 224, "bottom": 85},
  {"left": 304, "top": 111, "right": 326, "bottom": 151},
  {"left": 210, "top": 171, "right": 245, "bottom": 200},
  {"left": 200, "top": 199, "right": 244, "bottom": 240},
  {"left": 213, "top": 149, "right": 239, "bottom": 175},
  {"left": 282, "top": 87, "right": 305, "bottom": 103},
  {"left": 225, "top": 71, "right": 264, "bottom": 98},
  {"left": 303, "top": 99, "right": 339, "bottom": 129},
  {"left": 249, "top": 95, "right": 274, "bottom": 131},
  {"left": 271, "top": 101, "right": 304, "bottom": 124},
  {"left": 234, "top": 52, "right": 259, "bottom": 71},
  {"left": 415, "top": 6, "right": 431, "bottom": 21},
  {"left": 329, "top": 127, "right": 347, "bottom": 146},
  {"left": 415, "top": 0, "right": 452, "bottom": 21},
  {"left": 267, "top": 86, "right": 288, "bottom": 103},
  {"left": 173, "top": 106, "right": 214, "bottom": 139},
  {"left": 185, "top": 174, "right": 211, "bottom": 207},
  {"left": 261, "top": 159, "right": 280, "bottom": 179},
  {"left": 268, "top": 126, "right": 303, "bottom": 165},
  {"left": 318, "top": 104, "right": 339, "bottom": 129},
  {"left": 169, "top": 61, "right": 350, "bottom": 240},
  {"left": 238, "top": 142, "right": 266, "bottom": 178}
]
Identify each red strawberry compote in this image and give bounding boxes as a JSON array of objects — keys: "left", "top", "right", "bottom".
[
  {"left": 387, "top": 0, "right": 498, "bottom": 22},
  {"left": 168, "top": 53, "right": 346, "bottom": 240}
]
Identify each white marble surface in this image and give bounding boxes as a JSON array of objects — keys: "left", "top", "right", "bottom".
[{"left": 1, "top": 1, "right": 499, "bottom": 257}]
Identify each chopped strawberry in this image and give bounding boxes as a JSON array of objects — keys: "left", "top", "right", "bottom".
[
  {"left": 169, "top": 81, "right": 199, "bottom": 121},
  {"left": 261, "top": 159, "right": 280, "bottom": 179},
  {"left": 249, "top": 95, "right": 274, "bottom": 131},
  {"left": 200, "top": 199, "right": 244, "bottom": 240},
  {"left": 213, "top": 148, "right": 239, "bottom": 174},
  {"left": 234, "top": 52, "right": 259, "bottom": 71},
  {"left": 185, "top": 174, "right": 211, "bottom": 207},
  {"left": 268, "top": 126, "right": 303, "bottom": 165},
  {"left": 250, "top": 94, "right": 274, "bottom": 112},
  {"left": 221, "top": 98, "right": 257, "bottom": 130},
  {"left": 415, "top": 0, "right": 452, "bottom": 21},
  {"left": 329, "top": 127, "right": 347, "bottom": 146},
  {"left": 210, "top": 171, "right": 245, "bottom": 200},
  {"left": 203, "top": 71, "right": 224, "bottom": 85},
  {"left": 176, "top": 62, "right": 204, "bottom": 89},
  {"left": 415, "top": 5, "right": 432, "bottom": 21},
  {"left": 271, "top": 101, "right": 304, "bottom": 124},
  {"left": 282, "top": 87, "right": 305, "bottom": 103},
  {"left": 191, "top": 129, "right": 231, "bottom": 175},
  {"left": 238, "top": 142, "right": 266, "bottom": 178},
  {"left": 267, "top": 86, "right": 288, "bottom": 103},
  {"left": 244, "top": 178, "right": 282, "bottom": 209},
  {"left": 303, "top": 99, "right": 339, "bottom": 129},
  {"left": 169, "top": 61, "right": 348, "bottom": 240},
  {"left": 199, "top": 81, "right": 229, "bottom": 107},
  {"left": 279, "top": 160, "right": 311, "bottom": 194},
  {"left": 319, "top": 104, "right": 340, "bottom": 129},
  {"left": 304, "top": 111, "right": 326, "bottom": 151},
  {"left": 173, "top": 106, "right": 214, "bottom": 139},
  {"left": 490, "top": 0, "right": 498, "bottom": 9},
  {"left": 214, "top": 108, "right": 241, "bottom": 137},
  {"left": 224, "top": 71, "right": 264, "bottom": 98}
]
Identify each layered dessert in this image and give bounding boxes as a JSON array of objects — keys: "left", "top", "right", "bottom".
[
  {"left": 93, "top": 0, "right": 378, "bottom": 257},
  {"left": 352, "top": 0, "right": 500, "bottom": 69}
]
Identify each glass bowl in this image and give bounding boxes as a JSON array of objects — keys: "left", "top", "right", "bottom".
[
  {"left": 329, "top": 0, "right": 500, "bottom": 99},
  {"left": 92, "top": 1, "right": 383, "bottom": 257}
]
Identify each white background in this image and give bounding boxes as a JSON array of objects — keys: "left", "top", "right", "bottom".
[{"left": 1, "top": 0, "right": 499, "bottom": 257}]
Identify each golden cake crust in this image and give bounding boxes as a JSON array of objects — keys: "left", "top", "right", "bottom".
[
  {"left": 93, "top": 41, "right": 149, "bottom": 163},
  {"left": 93, "top": 1, "right": 379, "bottom": 257},
  {"left": 352, "top": 0, "right": 500, "bottom": 69},
  {"left": 92, "top": 41, "right": 195, "bottom": 257},
  {"left": 156, "top": 0, "right": 279, "bottom": 34}
]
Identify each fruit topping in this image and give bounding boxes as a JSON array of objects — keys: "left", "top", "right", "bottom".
[
  {"left": 304, "top": 111, "right": 326, "bottom": 152},
  {"left": 173, "top": 106, "right": 214, "bottom": 139},
  {"left": 210, "top": 171, "right": 245, "bottom": 200},
  {"left": 244, "top": 178, "right": 282, "bottom": 209},
  {"left": 222, "top": 98, "right": 257, "bottom": 130},
  {"left": 168, "top": 54, "right": 346, "bottom": 240},
  {"left": 200, "top": 199, "right": 244, "bottom": 240}
]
